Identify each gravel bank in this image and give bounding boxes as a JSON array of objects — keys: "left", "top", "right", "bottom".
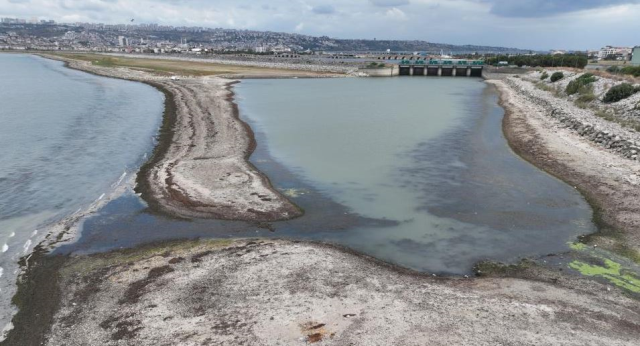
[
  {"left": 506, "top": 75, "right": 640, "bottom": 160},
  {"left": 39, "top": 239, "right": 640, "bottom": 346},
  {"left": 41, "top": 54, "right": 302, "bottom": 221}
]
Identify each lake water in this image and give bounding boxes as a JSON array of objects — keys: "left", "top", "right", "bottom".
[
  {"left": 60, "top": 77, "right": 594, "bottom": 279},
  {"left": 236, "top": 78, "right": 595, "bottom": 271},
  {"left": 0, "top": 54, "right": 164, "bottom": 336}
]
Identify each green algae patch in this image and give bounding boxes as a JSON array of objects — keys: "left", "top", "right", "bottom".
[
  {"left": 568, "top": 242, "right": 588, "bottom": 251},
  {"left": 282, "top": 188, "right": 308, "bottom": 198},
  {"left": 569, "top": 259, "right": 640, "bottom": 293}
]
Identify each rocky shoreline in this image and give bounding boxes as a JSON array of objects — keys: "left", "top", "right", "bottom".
[{"left": 505, "top": 75, "right": 640, "bottom": 161}]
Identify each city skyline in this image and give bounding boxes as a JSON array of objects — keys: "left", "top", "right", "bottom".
[{"left": 1, "top": 0, "right": 639, "bottom": 51}]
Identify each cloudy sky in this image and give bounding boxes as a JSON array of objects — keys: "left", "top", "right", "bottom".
[{"left": 2, "top": 0, "right": 640, "bottom": 50}]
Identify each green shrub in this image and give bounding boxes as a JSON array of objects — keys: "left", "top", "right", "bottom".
[
  {"left": 485, "top": 54, "right": 588, "bottom": 69},
  {"left": 573, "top": 83, "right": 596, "bottom": 108},
  {"left": 565, "top": 73, "right": 597, "bottom": 95},
  {"left": 576, "top": 92, "right": 596, "bottom": 104},
  {"left": 579, "top": 73, "right": 596, "bottom": 83},
  {"left": 606, "top": 66, "right": 620, "bottom": 74},
  {"left": 540, "top": 72, "right": 549, "bottom": 80},
  {"left": 366, "top": 62, "right": 386, "bottom": 68},
  {"left": 603, "top": 83, "right": 639, "bottom": 103},
  {"left": 619, "top": 66, "right": 640, "bottom": 77},
  {"left": 535, "top": 82, "right": 552, "bottom": 92},
  {"left": 550, "top": 72, "right": 564, "bottom": 82}
]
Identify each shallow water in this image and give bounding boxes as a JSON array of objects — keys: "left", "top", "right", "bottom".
[
  {"left": 60, "top": 77, "right": 594, "bottom": 278},
  {"left": 0, "top": 54, "right": 164, "bottom": 335},
  {"left": 237, "top": 78, "right": 595, "bottom": 272}
]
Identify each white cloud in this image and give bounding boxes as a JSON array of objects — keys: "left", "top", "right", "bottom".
[
  {"left": 370, "top": 0, "right": 410, "bottom": 6},
  {"left": 0, "top": 0, "right": 639, "bottom": 50},
  {"left": 384, "top": 7, "right": 407, "bottom": 20}
]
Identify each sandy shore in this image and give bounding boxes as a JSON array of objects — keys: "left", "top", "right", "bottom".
[{"left": 40, "top": 54, "right": 303, "bottom": 222}]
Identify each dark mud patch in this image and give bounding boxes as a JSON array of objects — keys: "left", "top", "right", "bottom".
[
  {"left": 0, "top": 247, "right": 67, "bottom": 346},
  {"left": 111, "top": 319, "right": 144, "bottom": 340},
  {"left": 133, "top": 81, "right": 180, "bottom": 217},
  {"left": 191, "top": 250, "right": 214, "bottom": 263},
  {"left": 120, "top": 265, "right": 175, "bottom": 305},
  {"left": 168, "top": 256, "right": 185, "bottom": 264}
]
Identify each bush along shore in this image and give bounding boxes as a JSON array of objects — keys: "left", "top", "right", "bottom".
[{"left": 515, "top": 71, "right": 640, "bottom": 161}]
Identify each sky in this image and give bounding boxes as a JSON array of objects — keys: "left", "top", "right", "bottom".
[{"left": 1, "top": 0, "right": 640, "bottom": 50}]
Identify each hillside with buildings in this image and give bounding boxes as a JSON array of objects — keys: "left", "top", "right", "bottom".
[{"left": 0, "top": 17, "right": 529, "bottom": 55}]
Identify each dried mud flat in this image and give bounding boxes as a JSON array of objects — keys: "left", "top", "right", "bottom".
[
  {"left": 39, "top": 239, "right": 640, "bottom": 346},
  {"left": 41, "top": 54, "right": 302, "bottom": 221}
]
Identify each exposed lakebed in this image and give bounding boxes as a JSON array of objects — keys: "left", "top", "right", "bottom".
[{"left": 57, "top": 77, "right": 595, "bottom": 276}]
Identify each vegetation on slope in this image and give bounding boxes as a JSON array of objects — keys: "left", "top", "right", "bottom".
[{"left": 487, "top": 54, "right": 588, "bottom": 69}]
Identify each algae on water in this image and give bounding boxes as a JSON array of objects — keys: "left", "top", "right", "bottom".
[{"left": 569, "top": 259, "right": 640, "bottom": 293}]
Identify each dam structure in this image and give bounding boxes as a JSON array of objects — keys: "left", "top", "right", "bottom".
[{"left": 362, "top": 59, "right": 484, "bottom": 77}]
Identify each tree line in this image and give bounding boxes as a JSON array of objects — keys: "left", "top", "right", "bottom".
[{"left": 485, "top": 54, "right": 589, "bottom": 69}]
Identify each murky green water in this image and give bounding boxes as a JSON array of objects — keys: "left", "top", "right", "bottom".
[{"left": 236, "top": 77, "right": 595, "bottom": 272}]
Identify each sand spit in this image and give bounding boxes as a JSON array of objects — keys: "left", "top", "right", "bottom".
[
  {"left": 488, "top": 76, "right": 640, "bottom": 255},
  {"left": 32, "top": 239, "right": 639, "bottom": 346},
  {"left": 41, "top": 54, "right": 302, "bottom": 221},
  {"left": 141, "top": 78, "right": 302, "bottom": 220}
]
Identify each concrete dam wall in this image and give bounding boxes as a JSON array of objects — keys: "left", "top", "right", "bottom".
[{"left": 361, "top": 65, "right": 483, "bottom": 77}]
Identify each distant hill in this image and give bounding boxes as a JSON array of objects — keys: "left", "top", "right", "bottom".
[
  {"left": 305, "top": 37, "right": 529, "bottom": 54},
  {"left": 0, "top": 21, "right": 531, "bottom": 54}
]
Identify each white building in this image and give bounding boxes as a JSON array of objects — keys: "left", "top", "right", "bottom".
[
  {"left": 271, "top": 45, "right": 292, "bottom": 53},
  {"left": 118, "top": 36, "right": 129, "bottom": 47},
  {"left": 598, "top": 46, "right": 632, "bottom": 59}
]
